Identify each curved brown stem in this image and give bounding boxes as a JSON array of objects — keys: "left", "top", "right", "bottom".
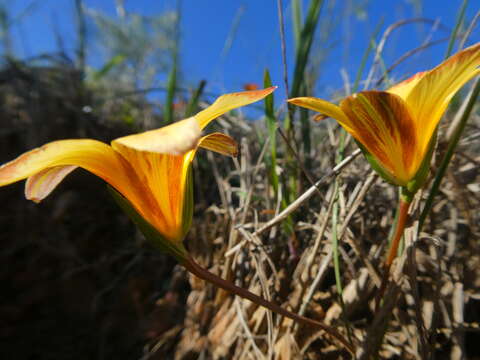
[
  {"left": 182, "top": 255, "right": 355, "bottom": 355},
  {"left": 375, "top": 199, "right": 411, "bottom": 308}
]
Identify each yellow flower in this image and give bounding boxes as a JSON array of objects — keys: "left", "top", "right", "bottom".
[
  {"left": 289, "top": 43, "right": 480, "bottom": 189},
  {"left": 0, "top": 87, "right": 276, "bottom": 259}
]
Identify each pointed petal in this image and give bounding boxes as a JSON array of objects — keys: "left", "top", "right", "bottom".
[
  {"left": 111, "top": 118, "right": 203, "bottom": 243},
  {"left": 340, "top": 91, "right": 418, "bottom": 184},
  {"left": 112, "top": 117, "right": 201, "bottom": 155},
  {"left": 287, "top": 97, "right": 355, "bottom": 133},
  {"left": 195, "top": 87, "right": 277, "bottom": 129},
  {"left": 197, "top": 132, "right": 238, "bottom": 157},
  {"left": 111, "top": 137, "right": 194, "bottom": 243},
  {"left": 25, "top": 165, "right": 77, "bottom": 202},
  {"left": 396, "top": 42, "right": 480, "bottom": 152},
  {"left": 0, "top": 139, "right": 136, "bottom": 199}
]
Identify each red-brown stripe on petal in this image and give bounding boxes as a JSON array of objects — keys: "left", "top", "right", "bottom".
[
  {"left": 340, "top": 91, "right": 418, "bottom": 183},
  {"left": 341, "top": 94, "right": 394, "bottom": 171},
  {"left": 197, "top": 132, "right": 238, "bottom": 157},
  {"left": 362, "top": 91, "right": 417, "bottom": 171}
]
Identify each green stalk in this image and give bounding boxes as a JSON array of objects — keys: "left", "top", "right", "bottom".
[
  {"left": 91, "top": 54, "right": 126, "bottom": 82},
  {"left": 263, "top": 69, "right": 294, "bottom": 236},
  {"left": 264, "top": 69, "right": 279, "bottom": 196},
  {"left": 330, "top": 18, "right": 380, "bottom": 313},
  {"left": 331, "top": 180, "right": 354, "bottom": 345},
  {"left": 292, "top": 0, "right": 311, "bottom": 161},
  {"left": 275, "top": 0, "right": 297, "bottom": 241},
  {"left": 331, "top": 183, "right": 343, "bottom": 295},
  {"left": 164, "top": 3, "right": 181, "bottom": 125},
  {"left": 355, "top": 19, "right": 384, "bottom": 91},
  {"left": 330, "top": 21, "right": 384, "bottom": 329},
  {"left": 331, "top": 130, "right": 347, "bottom": 294},
  {"left": 289, "top": 0, "right": 323, "bottom": 99},
  {"left": 75, "top": 0, "right": 86, "bottom": 75},
  {"left": 299, "top": 81, "right": 312, "bottom": 167},
  {"left": 445, "top": 0, "right": 468, "bottom": 59},
  {"left": 330, "top": 127, "right": 355, "bottom": 341},
  {"left": 291, "top": 0, "right": 303, "bottom": 53},
  {"left": 185, "top": 80, "right": 206, "bottom": 117},
  {"left": 164, "top": 55, "right": 178, "bottom": 125},
  {"left": 284, "top": 0, "right": 323, "bottom": 231},
  {"left": 219, "top": 6, "right": 244, "bottom": 61}
]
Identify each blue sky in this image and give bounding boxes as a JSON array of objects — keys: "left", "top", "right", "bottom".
[{"left": 6, "top": 0, "right": 480, "bottom": 104}]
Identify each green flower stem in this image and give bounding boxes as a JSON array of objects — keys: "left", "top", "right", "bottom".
[{"left": 182, "top": 255, "right": 355, "bottom": 354}]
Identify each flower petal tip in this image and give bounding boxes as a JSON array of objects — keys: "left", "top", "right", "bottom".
[
  {"left": 286, "top": 97, "right": 302, "bottom": 103},
  {"left": 287, "top": 97, "right": 316, "bottom": 107},
  {"left": 235, "top": 86, "right": 277, "bottom": 99},
  {"left": 195, "top": 87, "right": 277, "bottom": 129}
]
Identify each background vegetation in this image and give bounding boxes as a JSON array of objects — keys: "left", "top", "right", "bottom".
[{"left": 0, "top": 0, "right": 479, "bottom": 359}]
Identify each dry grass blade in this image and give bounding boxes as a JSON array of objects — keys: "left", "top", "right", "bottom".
[{"left": 254, "top": 149, "right": 361, "bottom": 235}]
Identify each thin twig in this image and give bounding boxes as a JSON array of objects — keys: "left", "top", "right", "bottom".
[
  {"left": 276, "top": 0, "right": 290, "bottom": 100},
  {"left": 365, "top": 18, "right": 450, "bottom": 89},
  {"left": 183, "top": 256, "right": 355, "bottom": 354},
  {"left": 459, "top": 10, "right": 480, "bottom": 49},
  {"left": 253, "top": 149, "right": 361, "bottom": 235}
]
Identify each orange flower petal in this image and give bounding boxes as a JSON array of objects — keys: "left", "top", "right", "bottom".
[
  {"left": 392, "top": 42, "right": 480, "bottom": 153},
  {"left": 111, "top": 137, "right": 193, "bottom": 242},
  {"left": 197, "top": 132, "right": 238, "bottom": 157},
  {"left": 0, "top": 139, "right": 135, "bottom": 199},
  {"left": 287, "top": 97, "right": 355, "bottom": 133},
  {"left": 195, "top": 87, "right": 277, "bottom": 129},
  {"left": 25, "top": 165, "right": 77, "bottom": 202},
  {"left": 110, "top": 118, "right": 203, "bottom": 242},
  {"left": 112, "top": 117, "right": 201, "bottom": 155},
  {"left": 340, "top": 91, "right": 418, "bottom": 184},
  {"left": 387, "top": 71, "right": 426, "bottom": 100}
]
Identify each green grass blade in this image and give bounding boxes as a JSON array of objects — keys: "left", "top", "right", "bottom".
[
  {"left": 355, "top": 18, "right": 384, "bottom": 92},
  {"left": 164, "top": 54, "right": 177, "bottom": 125},
  {"left": 164, "top": 3, "right": 181, "bottom": 125},
  {"left": 282, "top": 0, "right": 323, "bottom": 219},
  {"left": 75, "top": 0, "right": 86, "bottom": 74},
  {"left": 292, "top": 0, "right": 303, "bottom": 52},
  {"left": 332, "top": 185, "right": 342, "bottom": 295},
  {"left": 263, "top": 69, "right": 279, "bottom": 195},
  {"left": 264, "top": 68, "right": 294, "bottom": 236},
  {"left": 289, "top": 0, "right": 323, "bottom": 99},
  {"left": 220, "top": 5, "right": 244, "bottom": 61},
  {"left": 330, "top": 18, "right": 381, "bottom": 286},
  {"left": 91, "top": 54, "right": 126, "bottom": 81},
  {"left": 329, "top": 19, "right": 383, "bottom": 340},
  {"left": 445, "top": 0, "right": 468, "bottom": 59},
  {"left": 185, "top": 80, "right": 206, "bottom": 117},
  {"left": 299, "top": 82, "right": 311, "bottom": 164}
]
